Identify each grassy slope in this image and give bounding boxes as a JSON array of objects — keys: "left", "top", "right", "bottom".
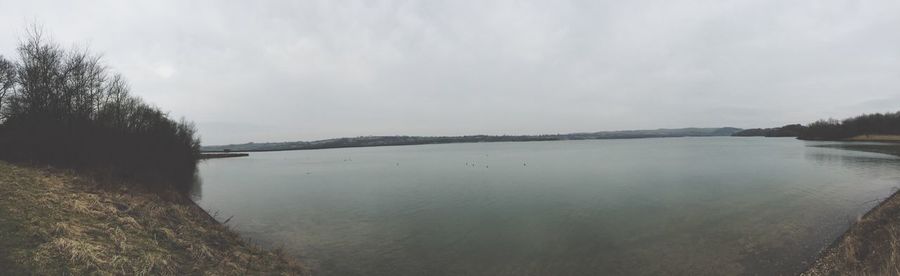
[{"left": 0, "top": 161, "right": 308, "bottom": 275}]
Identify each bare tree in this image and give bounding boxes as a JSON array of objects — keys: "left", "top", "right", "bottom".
[
  {"left": 0, "top": 26, "right": 202, "bottom": 192},
  {"left": 0, "top": 55, "right": 15, "bottom": 119}
]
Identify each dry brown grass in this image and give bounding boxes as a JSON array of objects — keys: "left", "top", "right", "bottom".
[
  {"left": 0, "top": 161, "right": 309, "bottom": 275},
  {"left": 803, "top": 190, "right": 900, "bottom": 275},
  {"left": 846, "top": 134, "right": 900, "bottom": 142}
]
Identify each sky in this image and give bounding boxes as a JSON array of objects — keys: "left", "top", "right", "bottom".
[{"left": 1, "top": 0, "right": 899, "bottom": 145}]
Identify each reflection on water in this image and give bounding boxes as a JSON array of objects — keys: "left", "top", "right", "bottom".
[
  {"left": 195, "top": 138, "right": 900, "bottom": 275},
  {"left": 188, "top": 171, "right": 203, "bottom": 201},
  {"left": 806, "top": 150, "right": 900, "bottom": 171},
  {"left": 811, "top": 142, "right": 900, "bottom": 159}
]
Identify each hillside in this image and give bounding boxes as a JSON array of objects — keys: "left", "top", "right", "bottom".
[{"left": 0, "top": 161, "right": 308, "bottom": 275}]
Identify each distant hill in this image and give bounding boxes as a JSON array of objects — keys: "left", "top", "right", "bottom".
[
  {"left": 201, "top": 127, "right": 743, "bottom": 152},
  {"left": 732, "top": 124, "right": 807, "bottom": 137}
]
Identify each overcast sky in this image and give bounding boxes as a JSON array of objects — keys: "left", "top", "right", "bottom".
[{"left": 1, "top": 1, "right": 899, "bottom": 145}]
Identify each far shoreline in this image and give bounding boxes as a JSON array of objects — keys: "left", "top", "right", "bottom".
[
  {"left": 199, "top": 153, "right": 249, "bottom": 159},
  {"left": 200, "top": 134, "right": 749, "bottom": 154}
]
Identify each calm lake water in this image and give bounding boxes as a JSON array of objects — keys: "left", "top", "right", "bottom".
[{"left": 195, "top": 137, "right": 900, "bottom": 275}]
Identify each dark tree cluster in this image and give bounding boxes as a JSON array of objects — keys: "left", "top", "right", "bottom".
[
  {"left": 0, "top": 29, "right": 200, "bottom": 193},
  {"left": 798, "top": 112, "right": 900, "bottom": 140},
  {"left": 732, "top": 124, "right": 807, "bottom": 137}
]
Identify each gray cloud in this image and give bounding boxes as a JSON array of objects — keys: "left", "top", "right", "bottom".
[{"left": 2, "top": 0, "right": 899, "bottom": 145}]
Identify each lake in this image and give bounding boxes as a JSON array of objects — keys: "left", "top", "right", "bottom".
[{"left": 195, "top": 137, "right": 900, "bottom": 275}]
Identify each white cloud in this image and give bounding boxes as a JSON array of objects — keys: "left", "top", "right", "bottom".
[
  {"left": 1, "top": 0, "right": 899, "bottom": 145},
  {"left": 154, "top": 64, "right": 176, "bottom": 79}
]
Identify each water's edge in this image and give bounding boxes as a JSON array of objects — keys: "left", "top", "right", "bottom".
[{"left": 802, "top": 145, "right": 900, "bottom": 275}]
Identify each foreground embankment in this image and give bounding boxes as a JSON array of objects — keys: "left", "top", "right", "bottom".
[
  {"left": 803, "top": 144, "right": 900, "bottom": 275},
  {"left": 0, "top": 161, "right": 307, "bottom": 275}
]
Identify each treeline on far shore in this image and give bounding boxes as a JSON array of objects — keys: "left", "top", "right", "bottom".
[
  {"left": 203, "top": 127, "right": 742, "bottom": 152},
  {"left": 732, "top": 124, "right": 807, "bottom": 137},
  {"left": 733, "top": 111, "right": 900, "bottom": 141},
  {"left": 0, "top": 28, "right": 201, "bottom": 194}
]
